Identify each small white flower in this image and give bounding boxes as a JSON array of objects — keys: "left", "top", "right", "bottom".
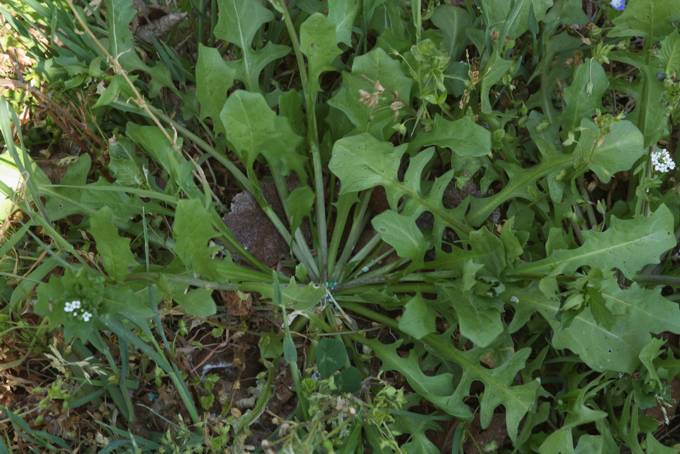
[
  {"left": 651, "top": 148, "right": 676, "bottom": 173},
  {"left": 64, "top": 300, "right": 94, "bottom": 321},
  {"left": 64, "top": 300, "right": 81, "bottom": 313},
  {"left": 510, "top": 295, "right": 520, "bottom": 304}
]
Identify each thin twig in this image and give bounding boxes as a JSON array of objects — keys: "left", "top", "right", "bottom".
[{"left": 65, "top": 0, "right": 177, "bottom": 147}]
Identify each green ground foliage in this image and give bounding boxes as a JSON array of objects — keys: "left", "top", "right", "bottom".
[{"left": 1, "top": 0, "right": 680, "bottom": 452}]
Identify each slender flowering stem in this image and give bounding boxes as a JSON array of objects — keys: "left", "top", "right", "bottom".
[{"left": 275, "top": 0, "right": 329, "bottom": 281}]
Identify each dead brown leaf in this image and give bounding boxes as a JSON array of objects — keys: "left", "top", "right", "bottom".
[
  {"left": 223, "top": 182, "right": 289, "bottom": 268},
  {"left": 222, "top": 291, "right": 253, "bottom": 317}
]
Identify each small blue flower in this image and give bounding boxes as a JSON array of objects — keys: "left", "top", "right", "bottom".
[{"left": 610, "top": 0, "right": 626, "bottom": 11}]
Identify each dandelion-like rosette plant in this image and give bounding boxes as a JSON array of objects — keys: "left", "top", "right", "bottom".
[{"left": 4, "top": 0, "right": 680, "bottom": 450}]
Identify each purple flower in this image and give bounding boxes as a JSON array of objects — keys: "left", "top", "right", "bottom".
[{"left": 610, "top": 0, "right": 626, "bottom": 11}]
